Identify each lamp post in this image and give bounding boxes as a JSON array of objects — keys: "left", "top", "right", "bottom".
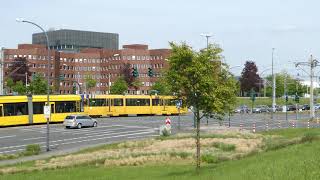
[
  {"left": 200, "top": 33, "right": 212, "bottom": 49},
  {"left": 16, "top": 18, "right": 51, "bottom": 152}
]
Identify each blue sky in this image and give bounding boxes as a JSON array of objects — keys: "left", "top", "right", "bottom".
[{"left": 1, "top": 0, "right": 320, "bottom": 76}]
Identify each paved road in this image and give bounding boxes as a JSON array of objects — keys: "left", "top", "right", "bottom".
[{"left": 0, "top": 112, "right": 319, "bottom": 156}]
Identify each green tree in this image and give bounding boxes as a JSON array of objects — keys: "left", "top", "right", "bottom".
[
  {"left": 12, "top": 81, "right": 26, "bottom": 95},
  {"left": 131, "top": 79, "right": 142, "bottom": 94},
  {"left": 151, "top": 77, "right": 171, "bottom": 95},
  {"left": 165, "top": 42, "right": 237, "bottom": 171},
  {"left": 28, "top": 73, "right": 47, "bottom": 95},
  {"left": 5, "top": 78, "right": 14, "bottom": 94},
  {"left": 110, "top": 76, "right": 128, "bottom": 94},
  {"left": 85, "top": 75, "right": 97, "bottom": 93},
  {"left": 265, "top": 72, "right": 306, "bottom": 97}
]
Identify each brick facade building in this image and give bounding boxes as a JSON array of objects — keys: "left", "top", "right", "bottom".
[{"left": 2, "top": 44, "right": 170, "bottom": 95}]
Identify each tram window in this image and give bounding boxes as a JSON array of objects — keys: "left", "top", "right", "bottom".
[
  {"left": 0, "top": 106, "right": 2, "bottom": 116},
  {"left": 167, "top": 99, "right": 176, "bottom": 106},
  {"left": 4, "top": 103, "right": 28, "bottom": 116},
  {"left": 126, "top": 99, "right": 150, "bottom": 106},
  {"left": 33, "top": 102, "right": 45, "bottom": 114},
  {"left": 89, "top": 99, "right": 107, "bottom": 106},
  {"left": 152, "top": 99, "right": 160, "bottom": 106},
  {"left": 55, "top": 101, "right": 76, "bottom": 113},
  {"left": 113, "top": 99, "right": 123, "bottom": 106}
]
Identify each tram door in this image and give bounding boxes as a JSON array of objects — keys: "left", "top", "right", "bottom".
[
  {"left": 107, "top": 98, "right": 113, "bottom": 115},
  {"left": 0, "top": 104, "right": 3, "bottom": 117}
]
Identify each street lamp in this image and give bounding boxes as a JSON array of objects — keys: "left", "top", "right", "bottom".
[
  {"left": 200, "top": 33, "right": 212, "bottom": 49},
  {"left": 16, "top": 18, "right": 51, "bottom": 152}
]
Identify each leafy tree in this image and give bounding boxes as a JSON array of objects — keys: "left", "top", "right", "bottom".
[
  {"left": 85, "top": 75, "right": 97, "bottom": 93},
  {"left": 110, "top": 76, "right": 128, "bottom": 94},
  {"left": 239, "top": 61, "right": 262, "bottom": 96},
  {"left": 151, "top": 77, "right": 171, "bottom": 95},
  {"left": 5, "top": 78, "right": 14, "bottom": 94},
  {"left": 165, "top": 42, "right": 237, "bottom": 171},
  {"left": 265, "top": 72, "right": 307, "bottom": 97},
  {"left": 7, "top": 57, "right": 31, "bottom": 84},
  {"left": 131, "top": 79, "right": 142, "bottom": 94},
  {"left": 28, "top": 73, "right": 47, "bottom": 95},
  {"left": 121, "top": 63, "right": 134, "bottom": 86},
  {"left": 12, "top": 81, "right": 26, "bottom": 95}
]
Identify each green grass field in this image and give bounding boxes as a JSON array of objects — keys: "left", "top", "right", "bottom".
[{"left": 1, "top": 128, "right": 320, "bottom": 180}]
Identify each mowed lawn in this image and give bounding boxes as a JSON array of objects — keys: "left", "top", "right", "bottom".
[{"left": 2, "top": 129, "right": 320, "bottom": 180}]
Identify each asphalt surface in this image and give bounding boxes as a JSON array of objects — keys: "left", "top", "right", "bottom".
[{"left": 0, "top": 112, "right": 319, "bottom": 157}]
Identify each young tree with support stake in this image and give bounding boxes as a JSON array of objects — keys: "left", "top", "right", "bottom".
[{"left": 165, "top": 42, "right": 237, "bottom": 172}]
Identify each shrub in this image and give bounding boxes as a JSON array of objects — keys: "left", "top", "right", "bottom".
[
  {"left": 201, "top": 154, "right": 218, "bottom": 164},
  {"left": 23, "top": 144, "right": 41, "bottom": 156},
  {"left": 161, "top": 126, "right": 171, "bottom": 137},
  {"left": 301, "top": 132, "right": 319, "bottom": 143},
  {"left": 212, "top": 142, "right": 236, "bottom": 151}
]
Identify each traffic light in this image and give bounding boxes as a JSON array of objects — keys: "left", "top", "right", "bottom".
[
  {"left": 285, "top": 95, "right": 288, "bottom": 102},
  {"left": 148, "top": 67, "right": 154, "bottom": 77},
  {"left": 72, "top": 84, "right": 77, "bottom": 94},
  {"left": 132, "top": 67, "right": 139, "bottom": 77}
]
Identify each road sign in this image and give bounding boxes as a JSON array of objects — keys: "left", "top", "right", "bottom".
[{"left": 44, "top": 106, "right": 50, "bottom": 118}]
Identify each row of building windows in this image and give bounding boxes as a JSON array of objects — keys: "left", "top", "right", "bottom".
[
  {"left": 59, "top": 55, "right": 164, "bottom": 63},
  {"left": 6, "top": 54, "right": 165, "bottom": 62},
  {"left": 6, "top": 54, "right": 54, "bottom": 60}
]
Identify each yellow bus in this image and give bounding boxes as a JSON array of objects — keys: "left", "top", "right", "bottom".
[
  {"left": 84, "top": 95, "right": 187, "bottom": 117},
  {"left": 0, "top": 95, "right": 82, "bottom": 126}
]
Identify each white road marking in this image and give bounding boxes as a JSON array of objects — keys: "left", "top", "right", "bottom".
[
  {"left": 22, "top": 137, "right": 45, "bottom": 141},
  {"left": 0, "top": 129, "right": 155, "bottom": 152},
  {"left": 0, "top": 135, "right": 16, "bottom": 139}
]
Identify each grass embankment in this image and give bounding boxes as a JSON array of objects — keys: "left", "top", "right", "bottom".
[
  {"left": 1, "top": 129, "right": 320, "bottom": 180},
  {"left": 236, "top": 97, "right": 312, "bottom": 107},
  {"left": 0, "top": 144, "right": 40, "bottom": 161}
]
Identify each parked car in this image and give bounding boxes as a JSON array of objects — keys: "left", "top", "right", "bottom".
[
  {"left": 286, "top": 105, "right": 296, "bottom": 111},
  {"left": 301, "top": 104, "right": 310, "bottom": 110},
  {"left": 252, "top": 105, "right": 269, "bottom": 113},
  {"left": 234, "top": 105, "right": 250, "bottom": 113},
  {"left": 314, "top": 104, "right": 320, "bottom": 110},
  {"left": 64, "top": 114, "right": 97, "bottom": 129}
]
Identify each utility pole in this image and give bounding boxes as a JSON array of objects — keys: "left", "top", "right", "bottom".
[
  {"left": 295, "top": 54, "right": 318, "bottom": 120},
  {"left": 310, "top": 55, "right": 315, "bottom": 120},
  {"left": 272, "top": 48, "right": 276, "bottom": 121},
  {"left": 0, "top": 47, "right": 4, "bottom": 95}
]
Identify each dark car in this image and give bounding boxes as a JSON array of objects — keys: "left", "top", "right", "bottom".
[
  {"left": 301, "top": 104, "right": 310, "bottom": 110},
  {"left": 252, "top": 105, "right": 269, "bottom": 113},
  {"left": 234, "top": 105, "right": 250, "bottom": 113},
  {"left": 286, "top": 105, "right": 296, "bottom": 111}
]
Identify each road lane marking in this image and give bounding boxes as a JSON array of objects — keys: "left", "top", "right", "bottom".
[
  {"left": 0, "top": 129, "right": 155, "bottom": 151},
  {"left": 22, "top": 137, "right": 45, "bottom": 141},
  {"left": 0, "top": 130, "right": 156, "bottom": 154},
  {"left": 0, "top": 135, "right": 16, "bottom": 139}
]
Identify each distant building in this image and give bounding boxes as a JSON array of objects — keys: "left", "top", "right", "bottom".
[
  {"left": 2, "top": 44, "right": 170, "bottom": 95},
  {"left": 32, "top": 29, "right": 119, "bottom": 52}
]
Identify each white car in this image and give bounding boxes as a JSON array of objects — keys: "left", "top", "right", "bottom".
[{"left": 64, "top": 114, "right": 97, "bottom": 129}]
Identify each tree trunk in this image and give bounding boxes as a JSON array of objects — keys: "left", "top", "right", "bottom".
[{"left": 196, "top": 110, "right": 201, "bottom": 172}]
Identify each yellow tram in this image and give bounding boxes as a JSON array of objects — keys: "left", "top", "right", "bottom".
[
  {"left": 0, "top": 94, "right": 187, "bottom": 126},
  {"left": 84, "top": 95, "right": 187, "bottom": 117},
  {"left": 0, "top": 95, "right": 81, "bottom": 126}
]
